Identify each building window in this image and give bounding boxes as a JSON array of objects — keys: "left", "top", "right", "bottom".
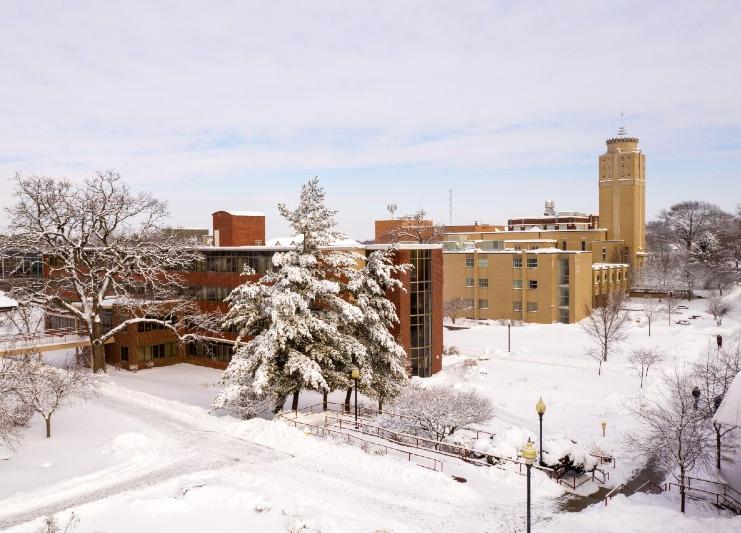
[
  {"left": 514, "top": 245, "right": 522, "bottom": 251},
  {"left": 527, "top": 258, "right": 538, "bottom": 268},
  {"left": 513, "top": 258, "right": 522, "bottom": 269},
  {"left": 465, "top": 277, "right": 474, "bottom": 287},
  {"left": 478, "top": 258, "right": 488, "bottom": 268},
  {"left": 121, "top": 346, "right": 129, "bottom": 363},
  {"left": 465, "top": 255, "right": 474, "bottom": 268},
  {"left": 513, "top": 301, "right": 523, "bottom": 312},
  {"left": 464, "top": 298, "right": 474, "bottom": 308},
  {"left": 513, "top": 279, "right": 522, "bottom": 289},
  {"left": 478, "top": 278, "right": 488, "bottom": 288},
  {"left": 410, "top": 250, "right": 432, "bottom": 378},
  {"left": 558, "top": 286, "right": 569, "bottom": 308},
  {"left": 527, "top": 302, "right": 538, "bottom": 312},
  {"left": 602, "top": 248, "right": 607, "bottom": 261},
  {"left": 581, "top": 241, "right": 586, "bottom": 251},
  {"left": 528, "top": 280, "right": 538, "bottom": 289},
  {"left": 562, "top": 240, "right": 567, "bottom": 250},
  {"left": 558, "top": 307, "right": 569, "bottom": 323},
  {"left": 478, "top": 299, "right": 488, "bottom": 309},
  {"left": 138, "top": 342, "right": 177, "bottom": 362},
  {"left": 186, "top": 341, "right": 233, "bottom": 362}
]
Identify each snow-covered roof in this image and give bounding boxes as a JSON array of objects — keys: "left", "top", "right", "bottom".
[
  {"left": 591, "top": 263, "right": 629, "bottom": 269},
  {"left": 714, "top": 371, "right": 741, "bottom": 428},
  {"left": 503, "top": 239, "right": 558, "bottom": 243},
  {"left": 264, "top": 235, "right": 362, "bottom": 248},
  {"left": 366, "top": 243, "right": 442, "bottom": 250},
  {"left": 0, "top": 291, "right": 18, "bottom": 310},
  {"left": 215, "top": 210, "right": 266, "bottom": 217}
]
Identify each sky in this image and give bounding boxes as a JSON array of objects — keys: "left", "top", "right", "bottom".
[{"left": 1, "top": 0, "right": 740, "bottom": 240}]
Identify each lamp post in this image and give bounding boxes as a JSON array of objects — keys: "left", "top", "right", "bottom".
[
  {"left": 601, "top": 420, "right": 607, "bottom": 437},
  {"left": 521, "top": 439, "right": 537, "bottom": 533},
  {"left": 535, "top": 397, "right": 546, "bottom": 466},
  {"left": 351, "top": 367, "right": 360, "bottom": 428}
]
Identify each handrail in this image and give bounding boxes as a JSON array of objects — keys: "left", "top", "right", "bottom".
[
  {"left": 295, "top": 401, "right": 498, "bottom": 440},
  {"left": 319, "top": 410, "right": 558, "bottom": 479},
  {"left": 278, "top": 413, "right": 444, "bottom": 472},
  {"left": 665, "top": 482, "right": 741, "bottom": 512},
  {"left": 686, "top": 476, "right": 741, "bottom": 502},
  {"left": 604, "top": 483, "right": 627, "bottom": 505}
]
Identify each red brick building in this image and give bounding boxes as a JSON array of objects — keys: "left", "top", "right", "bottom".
[{"left": 94, "top": 211, "right": 443, "bottom": 377}]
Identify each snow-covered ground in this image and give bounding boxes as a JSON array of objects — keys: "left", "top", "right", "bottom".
[{"left": 2, "top": 290, "right": 741, "bottom": 531}]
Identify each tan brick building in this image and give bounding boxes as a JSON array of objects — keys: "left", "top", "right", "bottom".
[{"left": 442, "top": 132, "right": 642, "bottom": 323}]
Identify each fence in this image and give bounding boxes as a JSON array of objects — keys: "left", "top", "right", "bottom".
[{"left": 279, "top": 411, "right": 444, "bottom": 472}]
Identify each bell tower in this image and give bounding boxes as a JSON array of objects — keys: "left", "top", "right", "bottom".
[{"left": 598, "top": 127, "right": 646, "bottom": 268}]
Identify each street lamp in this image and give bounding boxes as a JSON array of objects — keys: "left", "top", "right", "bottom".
[
  {"left": 351, "top": 367, "right": 360, "bottom": 428},
  {"left": 521, "top": 439, "right": 537, "bottom": 533},
  {"left": 535, "top": 397, "right": 546, "bottom": 466}
]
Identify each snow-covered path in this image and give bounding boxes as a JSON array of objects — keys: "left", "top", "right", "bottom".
[{"left": 2, "top": 380, "right": 561, "bottom": 532}]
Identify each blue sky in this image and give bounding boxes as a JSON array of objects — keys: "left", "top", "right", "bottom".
[{"left": 1, "top": 0, "right": 740, "bottom": 240}]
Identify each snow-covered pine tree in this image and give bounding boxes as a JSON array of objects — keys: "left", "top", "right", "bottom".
[
  {"left": 347, "top": 248, "right": 411, "bottom": 412},
  {"left": 215, "top": 178, "right": 366, "bottom": 414}
]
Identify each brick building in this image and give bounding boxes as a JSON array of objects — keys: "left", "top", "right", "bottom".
[{"left": 89, "top": 211, "right": 443, "bottom": 377}]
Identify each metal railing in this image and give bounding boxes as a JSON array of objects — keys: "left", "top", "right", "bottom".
[
  {"left": 279, "top": 411, "right": 444, "bottom": 472},
  {"left": 289, "top": 403, "right": 558, "bottom": 480},
  {"left": 665, "top": 482, "right": 741, "bottom": 513}
]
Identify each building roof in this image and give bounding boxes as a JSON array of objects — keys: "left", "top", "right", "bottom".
[
  {"left": 592, "top": 263, "right": 629, "bottom": 269},
  {"left": 213, "top": 210, "right": 266, "bottom": 217},
  {"left": 714, "top": 371, "right": 741, "bottom": 428},
  {"left": 0, "top": 291, "right": 18, "bottom": 310}
]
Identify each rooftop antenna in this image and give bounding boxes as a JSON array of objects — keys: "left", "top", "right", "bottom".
[
  {"left": 448, "top": 189, "right": 453, "bottom": 226},
  {"left": 386, "top": 203, "right": 397, "bottom": 219},
  {"left": 617, "top": 112, "right": 628, "bottom": 137}
]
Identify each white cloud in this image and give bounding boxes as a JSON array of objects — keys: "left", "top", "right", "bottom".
[{"left": 0, "top": 0, "right": 739, "bottom": 237}]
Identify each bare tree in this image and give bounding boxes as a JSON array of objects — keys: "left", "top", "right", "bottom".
[
  {"left": 0, "top": 357, "right": 32, "bottom": 448},
  {"left": 677, "top": 250, "right": 702, "bottom": 300},
  {"left": 705, "top": 295, "right": 731, "bottom": 326},
  {"left": 12, "top": 355, "right": 98, "bottom": 438},
  {"left": 385, "top": 210, "right": 445, "bottom": 243},
  {"left": 444, "top": 297, "right": 472, "bottom": 324},
  {"left": 692, "top": 348, "right": 737, "bottom": 470},
  {"left": 639, "top": 299, "right": 663, "bottom": 336},
  {"left": 1, "top": 172, "right": 211, "bottom": 371},
  {"left": 584, "top": 347, "right": 606, "bottom": 376},
  {"left": 663, "top": 292, "right": 679, "bottom": 326},
  {"left": 625, "top": 367, "right": 711, "bottom": 513},
  {"left": 382, "top": 384, "right": 494, "bottom": 444},
  {"left": 629, "top": 348, "right": 664, "bottom": 388},
  {"left": 660, "top": 201, "right": 725, "bottom": 251},
  {"left": 580, "top": 291, "right": 630, "bottom": 362}
]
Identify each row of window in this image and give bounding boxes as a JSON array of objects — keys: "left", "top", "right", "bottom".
[
  {"left": 462, "top": 298, "right": 488, "bottom": 309},
  {"left": 193, "top": 252, "right": 275, "bottom": 275},
  {"left": 466, "top": 278, "right": 540, "bottom": 289},
  {"left": 186, "top": 341, "right": 234, "bottom": 362},
  {"left": 594, "top": 271, "right": 625, "bottom": 283},
  {"left": 464, "top": 257, "right": 540, "bottom": 269},
  {"left": 513, "top": 301, "right": 538, "bottom": 312},
  {"left": 136, "top": 342, "right": 178, "bottom": 362}
]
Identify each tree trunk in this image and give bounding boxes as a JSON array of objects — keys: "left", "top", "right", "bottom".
[
  {"left": 648, "top": 319, "right": 651, "bottom": 337},
  {"left": 716, "top": 424, "right": 722, "bottom": 470},
  {"left": 291, "top": 391, "right": 300, "bottom": 411},
  {"left": 45, "top": 416, "right": 51, "bottom": 438},
  {"left": 91, "top": 321, "right": 106, "bottom": 372},
  {"left": 603, "top": 344, "right": 608, "bottom": 362},
  {"left": 344, "top": 387, "right": 352, "bottom": 413},
  {"left": 680, "top": 467, "right": 686, "bottom": 513},
  {"left": 322, "top": 391, "right": 328, "bottom": 411},
  {"left": 378, "top": 399, "right": 383, "bottom": 414},
  {"left": 273, "top": 394, "right": 287, "bottom": 414}
]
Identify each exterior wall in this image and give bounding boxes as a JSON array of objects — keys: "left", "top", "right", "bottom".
[
  {"left": 374, "top": 219, "right": 434, "bottom": 243},
  {"left": 598, "top": 137, "right": 646, "bottom": 269},
  {"left": 592, "top": 264, "right": 630, "bottom": 306},
  {"left": 106, "top": 243, "right": 443, "bottom": 377},
  {"left": 443, "top": 249, "right": 599, "bottom": 324},
  {"left": 212, "top": 211, "right": 266, "bottom": 246},
  {"left": 444, "top": 229, "right": 609, "bottom": 253}
]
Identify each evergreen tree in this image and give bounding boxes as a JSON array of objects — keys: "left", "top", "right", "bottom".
[
  {"left": 347, "top": 248, "right": 411, "bottom": 411},
  {"left": 215, "top": 178, "right": 366, "bottom": 413}
]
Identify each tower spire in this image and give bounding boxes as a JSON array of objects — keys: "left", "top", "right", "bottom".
[{"left": 617, "top": 112, "right": 628, "bottom": 137}]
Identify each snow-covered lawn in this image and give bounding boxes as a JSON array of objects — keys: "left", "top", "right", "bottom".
[{"left": 2, "top": 289, "right": 741, "bottom": 531}]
